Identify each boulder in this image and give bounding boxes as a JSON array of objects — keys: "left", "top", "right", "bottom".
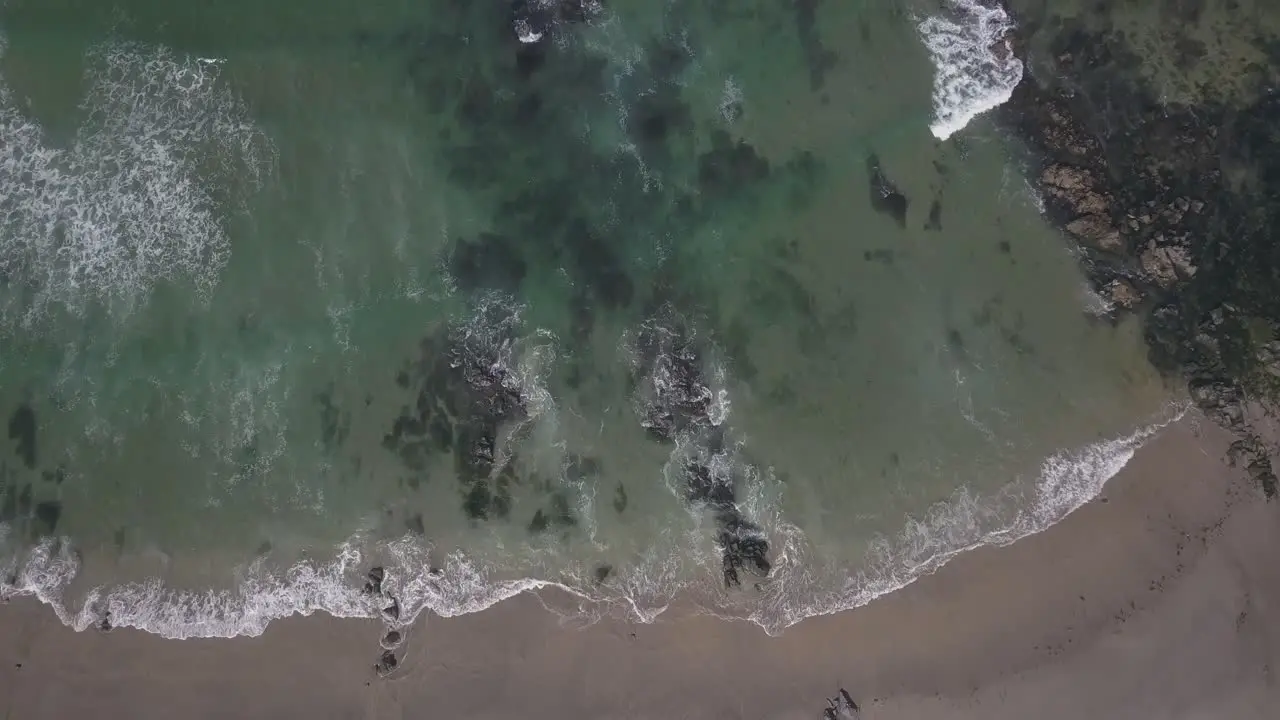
[{"left": 1065, "top": 214, "right": 1124, "bottom": 253}]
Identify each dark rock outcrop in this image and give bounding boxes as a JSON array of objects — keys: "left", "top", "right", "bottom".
[
  {"left": 627, "top": 309, "right": 771, "bottom": 587},
  {"left": 1001, "top": 13, "right": 1280, "bottom": 496}
]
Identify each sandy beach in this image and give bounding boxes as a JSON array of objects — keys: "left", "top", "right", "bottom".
[{"left": 0, "top": 413, "right": 1276, "bottom": 719}]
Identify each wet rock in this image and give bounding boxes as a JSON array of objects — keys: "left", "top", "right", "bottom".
[
  {"left": 1040, "top": 164, "right": 1110, "bottom": 216},
  {"left": 866, "top": 155, "right": 908, "bottom": 228},
  {"left": 718, "top": 517, "right": 772, "bottom": 588},
  {"left": 7, "top": 404, "right": 36, "bottom": 470},
  {"left": 1064, "top": 214, "right": 1124, "bottom": 253},
  {"left": 628, "top": 310, "right": 772, "bottom": 587},
  {"left": 380, "top": 630, "right": 403, "bottom": 650},
  {"left": 1105, "top": 278, "right": 1142, "bottom": 309},
  {"left": 823, "top": 688, "right": 861, "bottom": 719},
  {"left": 375, "top": 650, "right": 398, "bottom": 677},
  {"left": 382, "top": 597, "right": 400, "bottom": 622},
  {"left": 593, "top": 564, "right": 612, "bottom": 584},
  {"left": 629, "top": 314, "right": 715, "bottom": 442},
  {"left": 364, "top": 567, "right": 385, "bottom": 596},
  {"left": 527, "top": 508, "right": 549, "bottom": 534},
  {"left": 1140, "top": 242, "right": 1196, "bottom": 288}
]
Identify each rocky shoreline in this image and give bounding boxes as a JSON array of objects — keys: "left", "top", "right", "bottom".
[{"left": 999, "top": 7, "right": 1280, "bottom": 496}]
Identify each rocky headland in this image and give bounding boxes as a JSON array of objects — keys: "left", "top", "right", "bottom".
[{"left": 1000, "top": 3, "right": 1280, "bottom": 496}]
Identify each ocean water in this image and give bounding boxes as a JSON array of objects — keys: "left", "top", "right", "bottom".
[{"left": 0, "top": 0, "right": 1178, "bottom": 639}]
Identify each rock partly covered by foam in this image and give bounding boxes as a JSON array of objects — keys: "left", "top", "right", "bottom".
[{"left": 627, "top": 307, "right": 772, "bottom": 588}]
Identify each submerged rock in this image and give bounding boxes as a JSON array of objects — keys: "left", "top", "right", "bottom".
[
  {"left": 7, "top": 403, "right": 36, "bottom": 470},
  {"left": 866, "top": 155, "right": 908, "bottom": 228}
]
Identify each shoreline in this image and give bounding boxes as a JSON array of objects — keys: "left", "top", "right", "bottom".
[
  {"left": 0, "top": 405, "right": 1183, "bottom": 640},
  {"left": 3, "top": 412, "right": 1277, "bottom": 719}
]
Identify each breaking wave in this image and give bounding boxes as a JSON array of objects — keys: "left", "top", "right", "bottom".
[
  {"left": 0, "top": 403, "right": 1185, "bottom": 638},
  {"left": 918, "top": 0, "right": 1023, "bottom": 141},
  {"left": 0, "top": 39, "right": 273, "bottom": 325}
]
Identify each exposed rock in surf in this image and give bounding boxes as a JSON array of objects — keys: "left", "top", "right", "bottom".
[
  {"left": 364, "top": 567, "right": 385, "bottom": 596},
  {"left": 380, "top": 630, "right": 403, "bottom": 650},
  {"left": 382, "top": 597, "right": 400, "bottom": 622},
  {"left": 866, "top": 155, "right": 908, "bottom": 228},
  {"left": 1105, "top": 278, "right": 1142, "bottom": 310},
  {"left": 375, "top": 650, "right": 399, "bottom": 677},
  {"left": 823, "top": 688, "right": 861, "bottom": 719},
  {"left": 627, "top": 310, "right": 772, "bottom": 587},
  {"left": 510, "top": 0, "right": 600, "bottom": 44},
  {"left": 1000, "top": 10, "right": 1280, "bottom": 495},
  {"left": 7, "top": 403, "right": 36, "bottom": 470},
  {"left": 1035, "top": 163, "right": 1124, "bottom": 253},
  {"left": 628, "top": 312, "right": 717, "bottom": 443}
]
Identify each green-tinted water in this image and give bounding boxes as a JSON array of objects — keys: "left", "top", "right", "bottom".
[{"left": 0, "top": 0, "right": 1175, "bottom": 636}]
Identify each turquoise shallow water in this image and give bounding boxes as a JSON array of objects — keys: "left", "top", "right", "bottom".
[{"left": 0, "top": 0, "right": 1177, "bottom": 637}]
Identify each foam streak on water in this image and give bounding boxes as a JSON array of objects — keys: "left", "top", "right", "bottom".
[
  {"left": 0, "top": 40, "right": 272, "bottom": 324},
  {"left": 0, "top": 405, "right": 1185, "bottom": 639},
  {"left": 918, "top": 0, "right": 1023, "bottom": 141}
]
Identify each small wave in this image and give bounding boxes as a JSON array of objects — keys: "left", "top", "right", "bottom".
[
  {"left": 918, "top": 0, "right": 1023, "bottom": 141},
  {"left": 736, "top": 404, "right": 1186, "bottom": 633}
]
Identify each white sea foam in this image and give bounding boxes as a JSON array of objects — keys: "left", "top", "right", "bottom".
[
  {"left": 0, "top": 40, "right": 272, "bottom": 324},
  {"left": 919, "top": 0, "right": 1023, "bottom": 140},
  {"left": 1, "top": 401, "right": 1186, "bottom": 639}
]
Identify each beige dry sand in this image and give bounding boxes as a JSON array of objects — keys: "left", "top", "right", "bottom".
[{"left": 1, "top": 414, "right": 1278, "bottom": 720}]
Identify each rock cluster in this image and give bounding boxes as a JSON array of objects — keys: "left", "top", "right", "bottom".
[
  {"left": 1001, "top": 16, "right": 1280, "bottom": 496},
  {"left": 628, "top": 309, "right": 772, "bottom": 587}
]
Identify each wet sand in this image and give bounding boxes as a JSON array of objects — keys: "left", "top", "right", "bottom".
[{"left": 1, "top": 413, "right": 1277, "bottom": 720}]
